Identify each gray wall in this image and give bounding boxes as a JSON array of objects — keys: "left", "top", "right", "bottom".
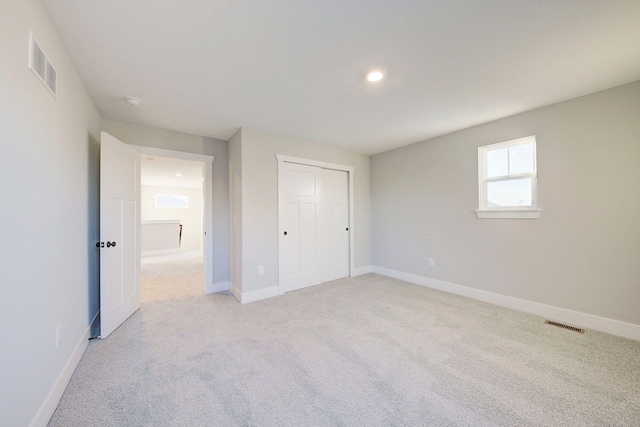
[
  {"left": 103, "top": 119, "right": 230, "bottom": 286},
  {"left": 0, "top": 0, "right": 103, "bottom": 424},
  {"left": 228, "top": 129, "right": 243, "bottom": 291},
  {"left": 234, "top": 128, "right": 371, "bottom": 294},
  {"left": 371, "top": 81, "right": 640, "bottom": 325}
]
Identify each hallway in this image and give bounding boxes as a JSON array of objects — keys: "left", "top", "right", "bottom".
[{"left": 141, "top": 251, "right": 204, "bottom": 303}]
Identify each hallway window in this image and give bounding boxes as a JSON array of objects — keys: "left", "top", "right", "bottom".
[{"left": 155, "top": 194, "right": 189, "bottom": 208}]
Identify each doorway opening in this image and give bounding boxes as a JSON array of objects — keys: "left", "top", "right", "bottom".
[
  {"left": 140, "top": 156, "right": 205, "bottom": 302},
  {"left": 134, "top": 145, "right": 215, "bottom": 303}
]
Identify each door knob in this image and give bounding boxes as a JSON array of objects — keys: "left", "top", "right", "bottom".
[
  {"left": 107, "top": 241, "right": 117, "bottom": 248},
  {"left": 346, "top": 228, "right": 349, "bottom": 231},
  {"left": 284, "top": 231, "right": 288, "bottom": 236}
]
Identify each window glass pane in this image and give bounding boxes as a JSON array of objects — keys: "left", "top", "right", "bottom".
[
  {"left": 486, "top": 147, "right": 508, "bottom": 178},
  {"left": 155, "top": 194, "right": 189, "bottom": 208},
  {"left": 486, "top": 178, "right": 531, "bottom": 207},
  {"left": 508, "top": 142, "right": 534, "bottom": 175}
]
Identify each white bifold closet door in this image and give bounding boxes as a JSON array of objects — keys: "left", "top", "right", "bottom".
[
  {"left": 318, "top": 168, "right": 349, "bottom": 282},
  {"left": 280, "top": 162, "right": 349, "bottom": 293}
]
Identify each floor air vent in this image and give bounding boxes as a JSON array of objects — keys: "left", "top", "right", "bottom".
[{"left": 545, "top": 320, "right": 585, "bottom": 334}]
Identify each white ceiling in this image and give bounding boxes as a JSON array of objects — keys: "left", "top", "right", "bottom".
[
  {"left": 42, "top": 0, "right": 640, "bottom": 155},
  {"left": 141, "top": 156, "right": 203, "bottom": 189}
]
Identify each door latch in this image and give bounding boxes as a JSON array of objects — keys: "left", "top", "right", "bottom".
[{"left": 95, "top": 241, "right": 117, "bottom": 248}]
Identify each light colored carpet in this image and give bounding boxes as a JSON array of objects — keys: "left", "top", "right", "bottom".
[
  {"left": 141, "top": 251, "right": 204, "bottom": 303},
  {"left": 49, "top": 274, "right": 639, "bottom": 426}
]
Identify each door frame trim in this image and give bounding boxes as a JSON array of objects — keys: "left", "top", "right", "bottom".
[
  {"left": 276, "top": 154, "right": 355, "bottom": 294},
  {"left": 133, "top": 145, "right": 217, "bottom": 293}
]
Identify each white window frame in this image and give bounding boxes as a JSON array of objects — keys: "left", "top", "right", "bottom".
[
  {"left": 155, "top": 193, "right": 189, "bottom": 208},
  {"left": 476, "top": 135, "right": 541, "bottom": 219}
]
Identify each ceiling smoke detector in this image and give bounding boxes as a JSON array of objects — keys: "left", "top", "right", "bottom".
[{"left": 124, "top": 96, "right": 141, "bottom": 107}]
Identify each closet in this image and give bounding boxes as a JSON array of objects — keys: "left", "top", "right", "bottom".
[{"left": 279, "top": 161, "right": 350, "bottom": 292}]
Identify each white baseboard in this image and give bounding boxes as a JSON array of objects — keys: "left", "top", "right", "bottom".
[
  {"left": 30, "top": 312, "right": 98, "bottom": 427},
  {"left": 240, "top": 286, "right": 280, "bottom": 304},
  {"left": 229, "top": 282, "right": 241, "bottom": 303},
  {"left": 351, "top": 265, "right": 372, "bottom": 276},
  {"left": 372, "top": 266, "right": 640, "bottom": 342},
  {"left": 206, "top": 281, "right": 229, "bottom": 294},
  {"left": 228, "top": 283, "right": 280, "bottom": 304}
]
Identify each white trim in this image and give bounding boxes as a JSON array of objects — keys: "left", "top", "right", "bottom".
[
  {"left": 229, "top": 284, "right": 280, "bottom": 304},
  {"left": 276, "top": 155, "right": 354, "bottom": 173},
  {"left": 372, "top": 266, "right": 640, "bottom": 341},
  {"left": 29, "top": 312, "right": 98, "bottom": 427},
  {"left": 229, "top": 282, "right": 242, "bottom": 303},
  {"left": 207, "top": 281, "right": 229, "bottom": 294},
  {"left": 478, "top": 135, "right": 538, "bottom": 214},
  {"left": 476, "top": 209, "right": 541, "bottom": 219},
  {"left": 351, "top": 265, "right": 372, "bottom": 276},
  {"left": 276, "top": 154, "right": 356, "bottom": 294},
  {"left": 134, "top": 145, "right": 215, "bottom": 163},
  {"left": 241, "top": 286, "right": 280, "bottom": 304},
  {"left": 131, "top": 145, "right": 215, "bottom": 294}
]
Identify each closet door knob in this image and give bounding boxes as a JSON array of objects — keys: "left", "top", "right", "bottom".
[{"left": 284, "top": 231, "right": 288, "bottom": 236}]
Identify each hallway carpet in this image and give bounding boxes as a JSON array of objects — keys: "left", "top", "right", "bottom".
[
  {"left": 141, "top": 251, "right": 204, "bottom": 303},
  {"left": 49, "top": 274, "right": 640, "bottom": 426}
]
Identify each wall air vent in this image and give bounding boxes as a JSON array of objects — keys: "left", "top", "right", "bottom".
[
  {"left": 29, "top": 32, "right": 57, "bottom": 97},
  {"left": 545, "top": 319, "right": 585, "bottom": 334}
]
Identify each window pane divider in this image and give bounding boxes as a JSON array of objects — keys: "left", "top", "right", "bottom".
[
  {"left": 477, "top": 135, "right": 539, "bottom": 218},
  {"left": 484, "top": 173, "right": 535, "bottom": 183}
]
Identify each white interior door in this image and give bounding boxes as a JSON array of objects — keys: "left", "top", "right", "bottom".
[
  {"left": 100, "top": 132, "right": 141, "bottom": 338},
  {"left": 319, "top": 169, "right": 350, "bottom": 282},
  {"left": 280, "top": 162, "right": 322, "bottom": 292}
]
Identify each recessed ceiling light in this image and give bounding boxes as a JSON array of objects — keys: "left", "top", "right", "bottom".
[
  {"left": 175, "top": 173, "right": 182, "bottom": 177},
  {"left": 124, "top": 96, "right": 141, "bottom": 107},
  {"left": 366, "top": 70, "right": 384, "bottom": 83}
]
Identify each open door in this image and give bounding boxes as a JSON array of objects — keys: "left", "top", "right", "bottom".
[{"left": 99, "top": 132, "right": 141, "bottom": 338}]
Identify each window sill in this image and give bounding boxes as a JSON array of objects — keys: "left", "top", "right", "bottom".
[{"left": 475, "top": 209, "right": 541, "bottom": 219}]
